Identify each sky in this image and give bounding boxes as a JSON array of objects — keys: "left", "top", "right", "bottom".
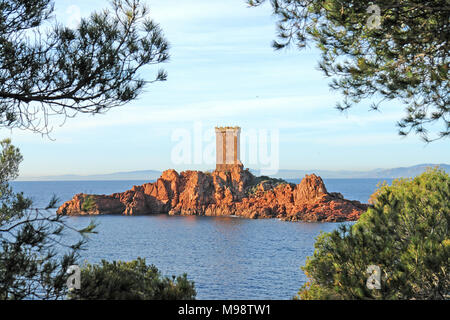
[{"left": 6, "top": 0, "right": 449, "bottom": 178}]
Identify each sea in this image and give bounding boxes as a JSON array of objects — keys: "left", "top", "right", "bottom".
[{"left": 10, "top": 178, "right": 393, "bottom": 300}]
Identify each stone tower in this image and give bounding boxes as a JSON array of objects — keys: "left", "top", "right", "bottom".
[{"left": 215, "top": 126, "right": 242, "bottom": 171}]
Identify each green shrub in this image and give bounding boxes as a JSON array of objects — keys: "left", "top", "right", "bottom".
[
  {"left": 81, "top": 195, "right": 96, "bottom": 213},
  {"left": 245, "top": 176, "right": 291, "bottom": 196},
  {"left": 68, "top": 258, "right": 196, "bottom": 300},
  {"left": 298, "top": 168, "right": 449, "bottom": 300}
]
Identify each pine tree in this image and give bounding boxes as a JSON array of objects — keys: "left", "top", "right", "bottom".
[
  {"left": 298, "top": 168, "right": 449, "bottom": 299},
  {"left": 0, "top": 139, "right": 97, "bottom": 299},
  {"left": 0, "top": 0, "right": 169, "bottom": 134},
  {"left": 249, "top": 0, "right": 449, "bottom": 141},
  {"left": 0, "top": 0, "right": 170, "bottom": 299}
]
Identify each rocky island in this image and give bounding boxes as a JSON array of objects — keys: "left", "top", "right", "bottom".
[{"left": 57, "top": 165, "right": 368, "bottom": 222}]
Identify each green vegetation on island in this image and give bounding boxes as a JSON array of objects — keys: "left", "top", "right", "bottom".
[{"left": 246, "top": 175, "right": 294, "bottom": 196}]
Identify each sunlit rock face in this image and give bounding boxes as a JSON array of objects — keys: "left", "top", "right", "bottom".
[{"left": 57, "top": 166, "right": 368, "bottom": 222}]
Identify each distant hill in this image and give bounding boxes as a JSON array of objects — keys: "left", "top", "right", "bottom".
[
  {"left": 18, "top": 170, "right": 162, "bottom": 181},
  {"left": 17, "top": 164, "right": 449, "bottom": 181},
  {"left": 252, "top": 163, "right": 450, "bottom": 179}
]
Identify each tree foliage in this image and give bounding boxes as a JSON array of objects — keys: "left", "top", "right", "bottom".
[
  {"left": 68, "top": 257, "right": 196, "bottom": 300},
  {"left": 249, "top": 0, "right": 449, "bottom": 141},
  {"left": 0, "top": 0, "right": 169, "bottom": 134},
  {"left": 298, "top": 168, "right": 449, "bottom": 299},
  {"left": 0, "top": 139, "right": 96, "bottom": 299},
  {"left": 0, "top": 0, "right": 170, "bottom": 299}
]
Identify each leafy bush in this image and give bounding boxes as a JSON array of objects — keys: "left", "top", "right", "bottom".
[
  {"left": 81, "top": 195, "right": 96, "bottom": 213},
  {"left": 298, "top": 168, "right": 449, "bottom": 300},
  {"left": 246, "top": 176, "right": 292, "bottom": 196},
  {"left": 68, "top": 258, "right": 196, "bottom": 300}
]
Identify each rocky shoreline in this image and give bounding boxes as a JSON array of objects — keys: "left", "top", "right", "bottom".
[{"left": 57, "top": 166, "right": 369, "bottom": 222}]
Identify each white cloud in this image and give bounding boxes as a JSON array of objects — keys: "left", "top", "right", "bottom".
[
  {"left": 43, "top": 95, "right": 338, "bottom": 131},
  {"left": 148, "top": 0, "right": 270, "bottom": 23},
  {"left": 275, "top": 111, "right": 404, "bottom": 130},
  {"left": 285, "top": 132, "right": 410, "bottom": 147},
  {"left": 65, "top": 5, "right": 82, "bottom": 28}
]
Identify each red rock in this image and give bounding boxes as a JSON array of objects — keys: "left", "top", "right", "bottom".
[{"left": 56, "top": 166, "right": 368, "bottom": 222}]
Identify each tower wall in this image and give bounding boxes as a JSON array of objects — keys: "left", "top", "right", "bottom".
[{"left": 215, "top": 126, "right": 242, "bottom": 171}]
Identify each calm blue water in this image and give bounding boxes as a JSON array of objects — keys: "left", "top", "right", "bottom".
[{"left": 10, "top": 178, "right": 392, "bottom": 299}]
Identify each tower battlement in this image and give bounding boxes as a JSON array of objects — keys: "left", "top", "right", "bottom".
[{"left": 215, "top": 126, "right": 242, "bottom": 171}]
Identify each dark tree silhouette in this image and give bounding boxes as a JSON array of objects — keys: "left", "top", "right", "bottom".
[
  {"left": 0, "top": 0, "right": 172, "bottom": 299},
  {"left": 249, "top": 0, "right": 449, "bottom": 141},
  {"left": 0, "top": 0, "right": 169, "bottom": 134}
]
